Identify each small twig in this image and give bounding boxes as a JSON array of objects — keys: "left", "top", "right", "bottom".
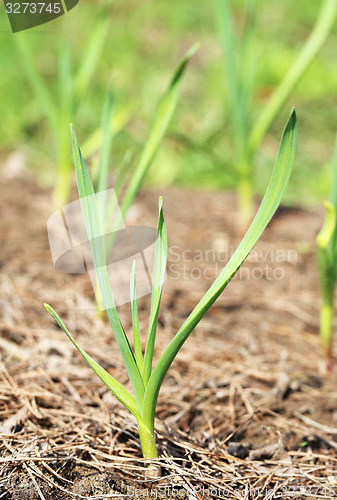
[{"left": 294, "top": 411, "right": 337, "bottom": 435}]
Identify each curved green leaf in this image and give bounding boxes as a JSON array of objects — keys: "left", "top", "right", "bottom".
[
  {"left": 142, "top": 109, "right": 297, "bottom": 431},
  {"left": 317, "top": 201, "right": 337, "bottom": 305},
  {"left": 74, "top": 13, "right": 110, "bottom": 102},
  {"left": 130, "top": 261, "right": 143, "bottom": 373},
  {"left": 96, "top": 83, "right": 115, "bottom": 194},
  {"left": 142, "top": 197, "right": 168, "bottom": 385},
  {"left": 71, "top": 126, "right": 145, "bottom": 409},
  {"left": 120, "top": 44, "right": 199, "bottom": 217},
  {"left": 44, "top": 304, "right": 139, "bottom": 418},
  {"left": 317, "top": 201, "right": 336, "bottom": 251},
  {"left": 248, "top": 0, "right": 337, "bottom": 157}
]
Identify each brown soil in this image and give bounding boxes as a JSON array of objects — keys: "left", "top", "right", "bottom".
[{"left": 1, "top": 177, "right": 337, "bottom": 499}]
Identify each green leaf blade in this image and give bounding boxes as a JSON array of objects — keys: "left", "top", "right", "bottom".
[
  {"left": 120, "top": 44, "right": 198, "bottom": 217},
  {"left": 96, "top": 83, "right": 115, "bottom": 194},
  {"left": 317, "top": 201, "right": 336, "bottom": 252},
  {"left": 317, "top": 201, "right": 337, "bottom": 305},
  {"left": 70, "top": 126, "right": 145, "bottom": 408},
  {"left": 130, "top": 261, "right": 143, "bottom": 373},
  {"left": 44, "top": 304, "right": 139, "bottom": 418},
  {"left": 142, "top": 198, "right": 168, "bottom": 386},
  {"left": 73, "top": 14, "right": 109, "bottom": 103},
  {"left": 142, "top": 109, "right": 297, "bottom": 431},
  {"left": 248, "top": 0, "right": 337, "bottom": 157}
]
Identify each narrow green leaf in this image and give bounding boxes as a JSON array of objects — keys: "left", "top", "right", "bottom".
[
  {"left": 44, "top": 304, "right": 139, "bottom": 418},
  {"left": 240, "top": 0, "right": 256, "bottom": 124},
  {"left": 215, "top": 0, "right": 239, "bottom": 105},
  {"left": 96, "top": 83, "right": 115, "bottom": 194},
  {"left": 80, "top": 104, "right": 135, "bottom": 160},
  {"left": 248, "top": 0, "right": 337, "bottom": 157},
  {"left": 317, "top": 201, "right": 336, "bottom": 251},
  {"left": 142, "top": 198, "right": 168, "bottom": 385},
  {"left": 13, "top": 34, "right": 58, "bottom": 135},
  {"left": 330, "top": 135, "right": 337, "bottom": 211},
  {"left": 103, "top": 152, "right": 134, "bottom": 258},
  {"left": 74, "top": 14, "right": 109, "bottom": 103},
  {"left": 142, "top": 109, "right": 297, "bottom": 431},
  {"left": 120, "top": 44, "right": 199, "bottom": 217},
  {"left": 317, "top": 202, "right": 337, "bottom": 305},
  {"left": 130, "top": 261, "right": 143, "bottom": 373},
  {"left": 329, "top": 134, "right": 337, "bottom": 264},
  {"left": 70, "top": 126, "right": 145, "bottom": 409},
  {"left": 58, "top": 33, "right": 73, "bottom": 111},
  {"left": 53, "top": 34, "right": 74, "bottom": 207},
  {"left": 215, "top": 0, "right": 244, "bottom": 154},
  {"left": 115, "top": 151, "right": 133, "bottom": 200},
  {"left": 318, "top": 133, "right": 337, "bottom": 359}
]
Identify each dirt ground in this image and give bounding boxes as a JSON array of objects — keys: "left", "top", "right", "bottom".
[{"left": 1, "top": 176, "right": 337, "bottom": 499}]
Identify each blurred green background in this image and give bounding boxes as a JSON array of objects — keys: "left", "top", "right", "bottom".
[{"left": 0, "top": 0, "right": 337, "bottom": 206}]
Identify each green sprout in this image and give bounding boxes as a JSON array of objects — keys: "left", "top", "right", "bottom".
[
  {"left": 89, "top": 45, "right": 198, "bottom": 314},
  {"left": 96, "top": 44, "right": 199, "bottom": 219},
  {"left": 14, "top": 8, "right": 111, "bottom": 207},
  {"left": 45, "top": 109, "right": 297, "bottom": 476},
  {"left": 215, "top": 0, "right": 337, "bottom": 226},
  {"left": 316, "top": 136, "right": 337, "bottom": 371},
  {"left": 14, "top": 4, "right": 196, "bottom": 208}
]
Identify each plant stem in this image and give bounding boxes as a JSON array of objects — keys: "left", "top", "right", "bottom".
[
  {"left": 320, "top": 301, "right": 334, "bottom": 369},
  {"left": 137, "top": 420, "right": 161, "bottom": 479}
]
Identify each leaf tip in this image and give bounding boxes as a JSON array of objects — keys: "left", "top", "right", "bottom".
[
  {"left": 290, "top": 107, "right": 296, "bottom": 122},
  {"left": 317, "top": 200, "right": 336, "bottom": 249},
  {"left": 282, "top": 108, "right": 298, "bottom": 147},
  {"left": 44, "top": 303, "right": 54, "bottom": 316},
  {"left": 189, "top": 42, "right": 200, "bottom": 56}
]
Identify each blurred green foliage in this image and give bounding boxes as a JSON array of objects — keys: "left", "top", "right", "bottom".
[{"left": 0, "top": 0, "right": 336, "bottom": 205}]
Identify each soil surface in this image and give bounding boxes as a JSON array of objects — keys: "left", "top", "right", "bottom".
[{"left": 1, "top": 177, "right": 337, "bottom": 499}]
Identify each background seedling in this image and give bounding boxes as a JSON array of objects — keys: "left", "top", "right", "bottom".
[
  {"left": 45, "top": 110, "right": 297, "bottom": 476},
  {"left": 1, "top": 1, "right": 335, "bottom": 207},
  {"left": 317, "top": 136, "right": 337, "bottom": 371},
  {"left": 14, "top": 13, "right": 196, "bottom": 209},
  {"left": 214, "top": 0, "right": 337, "bottom": 226},
  {"left": 13, "top": 8, "right": 112, "bottom": 207},
  {"left": 96, "top": 45, "right": 199, "bottom": 218},
  {"left": 88, "top": 45, "right": 198, "bottom": 313}
]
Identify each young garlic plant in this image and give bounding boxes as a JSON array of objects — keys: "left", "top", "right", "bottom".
[
  {"left": 215, "top": 0, "right": 337, "bottom": 227},
  {"left": 14, "top": 7, "right": 111, "bottom": 208},
  {"left": 15, "top": 8, "right": 196, "bottom": 209},
  {"left": 90, "top": 45, "right": 198, "bottom": 314},
  {"left": 317, "top": 136, "right": 337, "bottom": 371},
  {"left": 45, "top": 109, "right": 297, "bottom": 477}
]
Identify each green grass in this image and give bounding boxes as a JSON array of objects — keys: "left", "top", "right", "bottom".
[{"left": 0, "top": 0, "right": 336, "bottom": 205}]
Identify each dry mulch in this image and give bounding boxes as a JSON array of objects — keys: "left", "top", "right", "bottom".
[{"left": 0, "top": 177, "right": 337, "bottom": 499}]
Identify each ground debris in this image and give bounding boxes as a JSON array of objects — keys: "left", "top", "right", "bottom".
[{"left": 0, "top": 182, "right": 336, "bottom": 499}]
